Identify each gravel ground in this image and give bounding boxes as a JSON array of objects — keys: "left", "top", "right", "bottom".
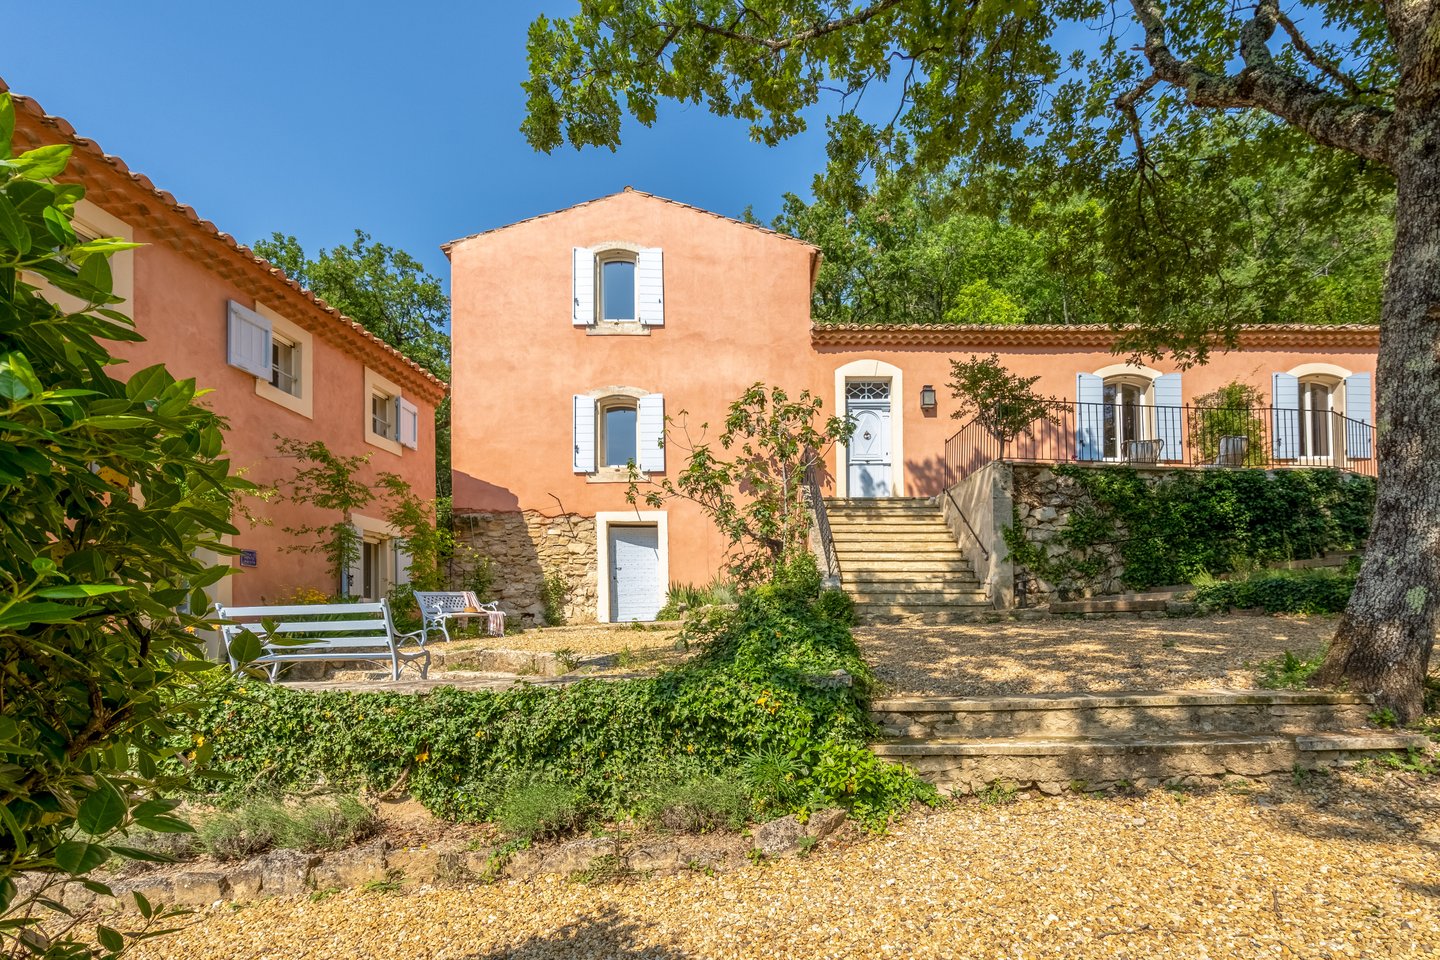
[
  {"left": 440, "top": 622, "right": 682, "bottom": 657},
  {"left": 130, "top": 770, "right": 1439, "bottom": 960},
  {"left": 860, "top": 615, "right": 1338, "bottom": 696}
]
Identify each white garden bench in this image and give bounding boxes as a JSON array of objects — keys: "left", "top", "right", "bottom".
[
  {"left": 413, "top": 590, "right": 506, "bottom": 644},
  {"left": 215, "top": 600, "right": 428, "bottom": 682}
]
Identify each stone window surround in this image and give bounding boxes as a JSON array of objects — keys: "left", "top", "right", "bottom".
[
  {"left": 581, "top": 385, "right": 651, "bottom": 484},
  {"left": 364, "top": 367, "right": 404, "bottom": 457},
  {"left": 833, "top": 359, "right": 905, "bottom": 498},
  {"left": 594, "top": 510, "right": 669, "bottom": 624},
  {"left": 585, "top": 241, "right": 650, "bottom": 336}
]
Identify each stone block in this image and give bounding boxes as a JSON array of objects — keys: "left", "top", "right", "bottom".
[
  {"left": 311, "top": 843, "right": 389, "bottom": 890},
  {"left": 541, "top": 837, "right": 618, "bottom": 876},
  {"left": 754, "top": 815, "right": 807, "bottom": 858}
]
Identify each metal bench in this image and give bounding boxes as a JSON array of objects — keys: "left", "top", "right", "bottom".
[
  {"left": 215, "top": 600, "right": 428, "bottom": 682},
  {"left": 413, "top": 590, "right": 506, "bottom": 644}
]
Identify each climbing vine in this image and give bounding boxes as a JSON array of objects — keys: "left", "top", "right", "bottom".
[{"left": 1004, "top": 466, "right": 1375, "bottom": 596}]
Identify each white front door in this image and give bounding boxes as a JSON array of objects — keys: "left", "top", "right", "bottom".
[
  {"left": 609, "top": 525, "right": 661, "bottom": 622},
  {"left": 846, "top": 381, "right": 892, "bottom": 497}
]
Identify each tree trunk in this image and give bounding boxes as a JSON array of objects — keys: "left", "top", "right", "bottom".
[{"left": 1314, "top": 113, "right": 1440, "bottom": 721}]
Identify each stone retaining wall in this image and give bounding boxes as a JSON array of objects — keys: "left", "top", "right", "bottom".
[
  {"left": 452, "top": 510, "right": 597, "bottom": 625},
  {"left": 1009, "top": 464, "right": 1138, "bottom": 604}
]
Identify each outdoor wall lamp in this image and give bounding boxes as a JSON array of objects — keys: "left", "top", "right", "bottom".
[{"left": 920, "top": 384, "right": 937, "bottom": 411}]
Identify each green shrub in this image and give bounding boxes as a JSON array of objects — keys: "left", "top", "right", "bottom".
[
  {"left": 195, "top": 795, "right": 379, "bottom": 860},
  {"left": 541, "top": 570, "right": 569, "bottom": 626},
  {"left": 641, "top": 775, "right": 751, "bottom": 833},
  {"left": 1005, "top": 466, "right": 1373, "bottom": 595},
  {"left": 181, "top": 556, "right": 936, "bottom": 830},
  {"left": 1193, "top": 567, "right": 1354, "bottom": 614},
  {"left": 495, "top": 781, "right": 585, "bottom": 840},
  {"left": 1254, "top": 650, "right": 1325, "bottom": 690},
  {"left": 657, "top": 579, "right": 739, "bottom": 619}
]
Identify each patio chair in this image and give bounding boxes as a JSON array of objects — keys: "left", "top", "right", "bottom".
[
  {"left": 1122, "top": 438, "right": 1164, "bottom": 464},
  {"left": 1212, "top": 435, "right": 1249, "bottom": 467},
  {"left": 413, "top": 590, "right": 506, "bottom": 644}
]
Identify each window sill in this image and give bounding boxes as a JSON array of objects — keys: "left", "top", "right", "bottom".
[
  {"left": 586, "top": 467, "right": 636, "bottom": 484},
  {"left": 365, "top": 430, "right": 404, "bottom": 457},
  {"left": 255, "top": 378, "right": 312, "bottom": 418},
  {"left": 585, "top": 322, "right": 651, "bottom": 337}
]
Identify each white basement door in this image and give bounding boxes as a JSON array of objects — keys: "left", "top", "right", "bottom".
[{"left": 609, "top": 525, "right": 661, "bottom": 622}]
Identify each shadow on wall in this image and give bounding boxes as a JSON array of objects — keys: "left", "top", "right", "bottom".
[
  {"left": 905, "top": 457, "right": 948, "bottom": 498},
  {"left": 460, "top": 906, "right": 689, "bottom": 959}
]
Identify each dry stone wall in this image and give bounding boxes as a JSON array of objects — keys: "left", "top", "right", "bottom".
[
  {"left": 451, "top": 510, "right": 598, "bottom": 625},
  {"left": 1009, "top": 465, "right": 1137, "bottom": 605}
]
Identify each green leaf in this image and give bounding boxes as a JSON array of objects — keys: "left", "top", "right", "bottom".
[
  {"left": 226, "top": 629, "right": 264, "bottom": 665},
  {"left": 125, "top": 364, "right": 174, "bottom": 402},
  {"left": 0, "top": 601, "right": 87, "bottom": 628},
  {"left": 133, "top": 890, "right": 154, "bottom": 919},
  {"left": 97, "top": 924, "right": 125, "bottom": 952},
  {"left": 35, "top": 584, "right": 133, "bottom": 599},
  {"left": 0, "top": 93, "right": 13, "bottom": 162},
  {"left": 77, "top": 780, "right": 127, "bottom": 836},
  {"left": 14, "top": 144, "right": 72, "bottom": 180},
  {"left": 0, "top": 194, "right": 27, "bottom": 254},
  {"left": 42, "top": 205, "right": 76, "bottom": 246},
  {"left": 0, "top": 352, "right": 43, "bottom": 402},
  {"left": 53, "top": 840, "right": 109, "bottom": 875},
  {"left": 132, "top": 814, "right": 192, "bottom": 834},
  {"left": 78, "top": 249, "right": 114, "bottom": 299}
]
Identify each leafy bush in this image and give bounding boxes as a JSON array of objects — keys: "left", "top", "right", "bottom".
[
  {"left": 195, "top": 795, "right": 379, "bottom": 860},
  {"left": 495, "top": 781, "right": 585, "bottom": 841},
  {"left": 1193, "top": 567, "right": 1355, "bottom": 614},
  {"left": 641, "top": 775, "right": 751, "bottom": 833},
  {"left": 1005, "top": 466, "right": 1373, "bottom": 594},
  {"left": 1254, "top": 650, "right": 1325, "bottom": 690},
  {"left": 541, "top": 569, "right": 569, "bottom": 626},
  {"left": 181, "top": 555, "right": 936, "bottom": 830}
]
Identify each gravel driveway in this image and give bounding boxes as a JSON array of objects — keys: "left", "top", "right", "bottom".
[
  {"left": 130, "top": 770, "right": 1439, "bottom": 959},
  {"left": 860, "top": 615, "right": 1337, "bottom": 696}
]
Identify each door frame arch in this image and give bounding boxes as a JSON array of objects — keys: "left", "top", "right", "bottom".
[{"left": 833, "top": 359, "right": 905, "bottom": 498}]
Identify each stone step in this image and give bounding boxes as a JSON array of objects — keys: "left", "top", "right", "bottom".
[
  {"left": 849, "top": 589, "right": 992, "bottom": 606},
  {"left": 827, "top": 522, "right": 955, "bottom": 534},
  {"left": 1050, "top": 598, "right": 1172, "bottom": 614},
  {"left": 825, "top": 498, "right": 935, "bottom": 508},
  {"left": 871, "top": 690, "right": 1381, "bottom": 740},
  {"left": 832, "top": 547, "right": 969, "bottom": 560},
  {"left": 871, "top": 730, "right": 1430, "bottom": 796},
  {"left": 842, "top": 559, "right": 976, "bottom": 573},
  {"left": 855, "top": 601, "right": 994, "bottom": 617},
  {"left": 831, "top": 532, "right": 958, "bottom": 545}
]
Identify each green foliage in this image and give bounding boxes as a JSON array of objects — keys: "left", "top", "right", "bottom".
[
  {"left": 179, "top": 562, "right": 935, "bottom": 831},
  {"left": 252, "top": 230, "right": 452, "bottom": 496},
  {"left": 1187, "top": 382, "right": 1268, "bottom": 465},
  {"left": 630, "top": 383, "right": 854, "bottom": 585},
  {"left": 1004, "top": 467, "right": 1374, "bottom": 596},
  {"left": 640, "top": 775, "right": 751, "bottom": 833},
  {"left": 947, "top": 354, "right": 1060, "bottom": 444},
  {"left": 494, "top": 781, "right": 586, "bottom": 841},
  {"left": 657, "top": 579, "right": 739, "bottom": 620},
  {"left": 540, "top": 570, "right": 569, "bottom": 626},
  {"left": 192, "top": 795, "right": 378, "bottom": 861},
  {"left": 0, "top": 92, "right": 243, "bottom": 956},
  {"left": 273, "top": 436, "right": 452, "bottom": 598},
  {"left": 1192, "top": 567, "right": 1356, "bottom": 615},
  {"left": 977, "top": 780, "right": 1020, "bottom": 806},
  {"left": 1254, "top": 650, "right": 1326, "bottom": 691},
  {"left": 1367, "top": 708, "right": 1399, "bottom": 729}
]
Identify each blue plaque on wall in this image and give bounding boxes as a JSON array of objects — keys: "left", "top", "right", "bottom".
[{"left": 239, "top": 549, "right": 258, "bottom": 568}]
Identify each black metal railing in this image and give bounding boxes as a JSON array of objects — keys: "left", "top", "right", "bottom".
[
  {"left": 803, "top": 456, "right": 840, "bottom": 580},
  {"left": 942, "top": 402, "right": 1377, "bottom": 488}
]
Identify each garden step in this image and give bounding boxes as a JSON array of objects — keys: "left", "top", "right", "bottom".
[
  {"left": 870, "top": 690, "right": 1382, "bottom": 740},
  {"left": 850, "top": 590, "right": 991, "bottom": 606},
  {"left": 842, "top": 560, "right": 976, "bottom": 573},
  {"left": 854, "top": 601, "right": 994, "bottom": 618},
  {"left": 870, "top": 729, "right": 1430, "bottom": 795},
  {"left": 828, "top": 523, "right": 956, "bottom": 535},
  {"left": 833, "top": 547, "right": 968, "bottom": 560},
  {"left": 1049, "top": 598, "right": 1173, "bottom": 614}
]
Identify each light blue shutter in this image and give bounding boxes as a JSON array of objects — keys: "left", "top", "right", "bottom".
[
  {"left": 1344, "top": 373, "right": 1373, "bottom": 458},
  {"left": 226, "top": 301, "right": 272, "bottom": 378},
  {"left": 573, "top": 395, "right": 596, "bottom": 473},
  {"left": 637, "top": 248, "right": 665, "bottom": 326},
  {"left": 1152, "top": 373, "right": 1183, "bottom": 461},
  {"left": 637, "top": 394, "right": 665, "bottom": 472},
  {"left": 1075, "top": 373, "right": 1104, "bottom": 461},
  {"left": 394, "top": 540, "right": 412, "bottom": 587},
  {"left": 572, "top": 247, "right": 594, "bottom": 326},
  {"left": 1272, "top": 372, "right": 1301, "bottom": 459},
  {"left": 398, "top": 397, "right": 420, "bottom": 450}
]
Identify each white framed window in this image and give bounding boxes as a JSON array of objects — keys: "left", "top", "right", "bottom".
[
  {"left": 364, "top": 368, "right": 418, "bottom": 454},
  {"left": 573, "top": 245, "right": 664, "bottom": 327},
  {"left": 1102, "top": 377, "right": 1151, "bottom": 460},
  {"left": 252, "top": 302, "right": 314, "bottom": 418},
  {"left": 1273, "top": 367, "right": 1371, "bottom": 461},
  {"left": 1077, "top": 366, "right": 1180, "bottom": 463},
  {"left": 573, "top": 389, "right": 664, "bottom": 478},
  {"left": 1298, "top": 379, "right": 1334, "bottom": 459},
  {"left": 345, "top": 514, "right": 411, "bottom": 600}
]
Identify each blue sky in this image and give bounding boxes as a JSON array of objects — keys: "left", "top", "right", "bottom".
[{"left": 5, "top": 2, "right": 838, "bottom": 283}]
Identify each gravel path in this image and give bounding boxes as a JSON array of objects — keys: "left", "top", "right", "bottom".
[
  {"left": 860, "top": 616, "right": 1337, "bottom": 696},
  {"left": 130, "top": 771, "right": 1439, "bottom": 959}
]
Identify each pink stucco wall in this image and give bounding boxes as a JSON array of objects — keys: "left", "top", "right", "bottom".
[
  {"left": 450, "top": 189, "right": 1380, "bottom": 597},
  {"left": 111, "top": 227, "right": 438, "bottom": 605}
]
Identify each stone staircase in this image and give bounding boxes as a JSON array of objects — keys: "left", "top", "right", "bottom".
[
  {"left": 824, "top": 498, "right": 990, "bottom": 621},
  {"left": 870, "top": 690, "right": 1430, "bottom": 795}
]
